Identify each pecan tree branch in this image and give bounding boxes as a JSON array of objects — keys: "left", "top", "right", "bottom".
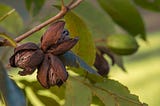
[
  {"left": 2, "top": 0, "right": 83, "bottom": 46},
  {"left": 15, "top": 6, "right": 67, "bottom": 43},
  {"left": 68, "top": 0, "right": 84, "bottom": 10}
]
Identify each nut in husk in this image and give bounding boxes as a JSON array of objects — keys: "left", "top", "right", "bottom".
[
  {"left": 37, "top": 53, "right": 68, "bottom": 88},
  {"left": 47, "top": 37, "right": 78, "bottom": 55},
  {"left": 9, "top": 21, "right": 78, "bottom": 88},
  {"left": 40, "top": 21, "right": 78, "bottom": 54},
  {"left": 94, "top": 53, "right": 110, "bottom": 76},
  {"left": 106, "top": 34, "right": 139, "bottom": 55},
  {"left": 9, "top": 42, "right": 44, "bottom": 76}
]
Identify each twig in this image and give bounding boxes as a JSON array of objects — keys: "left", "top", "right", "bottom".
[
  {"left": 2, "top": 0, "right": 83, "bottom": 46},
  {"left": 14, "top": 7, "right": 67, "bottom": 43},
  {"left": 68, "top": 0, "right": 84, "bottom": 9},
  {"left": 68, "top": 0, "right": 76, "bottom": 7}
]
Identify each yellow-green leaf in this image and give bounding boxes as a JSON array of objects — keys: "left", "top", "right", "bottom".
[
  {"left": 65, "top": 11, "right": 96, "bottom": 65},
  {"left": 0, "top": 9, "right": 15, "bottom": 22},
  {"left": 0, "top": 33, "right": 17, "bottom": 47},
  {"left": 93, "top": 79, "right": 148, "bottom": 106},
  {"left": 64, "top": 77, "right": 92, "bottom": 106}
]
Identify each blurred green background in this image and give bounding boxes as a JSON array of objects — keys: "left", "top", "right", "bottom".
[
  {"left": 108, "top": 4, "right": 160, "bottom": 106},
  {"left": 110, "top": 32, "right": 160, "bottom": 106}
]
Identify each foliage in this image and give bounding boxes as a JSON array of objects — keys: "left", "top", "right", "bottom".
[
  {"left": 1, "top": 0, "right": 159, "bottom": 105},
  {"left": 0, "top": 4, "right": 23, "bottom": 35},
  {"left": 0, "top": 61, "right": 26, "bottom": 106}
]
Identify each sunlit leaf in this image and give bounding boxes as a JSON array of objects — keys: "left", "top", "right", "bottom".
[
  {"left": 134, "top": 0, "right": 160, "bottom": 12},
  {"left": 65, "top": 11, "right": 96, "bottom": 65},
  {"left": 93, "top": 79, "right": 148, "bottom": 106},
  {"left": 0, "top": 4, "right": 23, "bottom": 34},
  {"left": 0, "top": 61, "right": 26, "bottom": 106},
  {"left": 25, "top": 0, "right": 45, "bottom": 16},
  {"left": 0, "top": 33, "right": 17, "bottom": 47},
  {"left": 20, "top": 80, "right": 65, "bottom": 102},
  {"left": 64, "top": 77, "right": 92, "bottom": 106},
  {"left": 59, "top": 51, "right": 98, "bottom": 75},
  {"left": 0, "top": 9, "right": 15, "bottom": 22},
  {"left": 74, "top": 1, "right": 115, "bottom": 38},
  {"left": 97, "top": 0, "right": 146, "bottom": 40},
  {"left": 37, "top": 94, "right": 60, "bottom": 106}
]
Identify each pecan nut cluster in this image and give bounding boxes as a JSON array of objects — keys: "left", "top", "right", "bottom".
[{"left": 9, "top": 21, "right": 78, "bottom": 88}]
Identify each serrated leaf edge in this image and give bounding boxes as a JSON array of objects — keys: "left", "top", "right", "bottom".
[{"left": 72, "top": 77, "right": 147, "bottom": 106}]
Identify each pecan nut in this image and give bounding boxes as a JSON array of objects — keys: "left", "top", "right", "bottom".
[
  {"left": 94, "top": 53, "right": 109, "bottom": 76},
  {"left": 37, "top": 53, "right": 68, "bottom": 88},
  {"left": 41, "top": 21, "right": 78, "bottom": 55},
  {"left": 41, "top": 21, "right": 65, "bottom": 51},
  {"left": 9, "top": 42, "right": 44, "bottom": 76}
]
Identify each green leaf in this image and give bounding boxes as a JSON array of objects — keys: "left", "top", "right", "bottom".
[
  {"left": 25, "top": 0, "right": 45, "bottom": 16},
  {"left": 97, "top": 0, "right": 146, "bottom": 40},
  {"left": 106, "top": 34, "right": 139, "bottom": 55},
  {"left": 74, "top": 1, "right": 115, "bottom": 38},
  {"left": 0, "top": 9, "right": 15, "bottom": 22},
  {"left": 91, "top": 96, "right": 105, "bottom": 106},
  {"left": 134, "top": 0, "right": 160, "bottom": 12},
  {"left": 64, "top": 77, "right": 92, "bottom": 106},
  {"left": 35, "top": 94, "right": 60, "bottom": 106},
  {"left": 93, "top": 79, "right": 148, "bottom": 106},
  {"left": 23, "top": 28, "right": 45, "bottom": 43},
  {"left": 0, "top": 61, "right": 26, "bottom": 106},
  {"left": 19, "top": 80, "right": 65, "bottom": 103},
  {"left": 92, "top": 86, "right": 115, "bottom": 105},
  {"left": 113, "top": 54, "right": 126, "bottom": 71},
  {"left": 65, "top": 11, "right": 96, "bottom": 65},
  {"left": 59, "top": 51, "right": 98, "bottom": 75},
  {"left": 0, "top": 33, "right": 17, "bottom": 47},
  {"left": 0, "top": 4, "right": 23, "bottom": 35}
]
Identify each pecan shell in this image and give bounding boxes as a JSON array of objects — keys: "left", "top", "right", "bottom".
[
  {"left": 47, "top": 37, "right": 79, "bottom": 55},
  {"left": 37, "top": 53, "right": 68, "bottom": 88},
  {"left": 9, "top": 42, "right": 44, "bottom": 76},
  {"left": 41, "top": 21, "right": 65, "bottom": 51},
  {"left": 94, "top": 53, "right": 109, "bottom": 76}
]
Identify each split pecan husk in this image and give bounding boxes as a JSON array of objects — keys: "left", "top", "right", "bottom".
[
  {"left": 37, "top": 53, "right": 68, "bottom": 88},
  {"left": 9, "top": 20, "right": 78, "bottom": 88},
  {"left": 41, "top": 20, "right": 78, "bottom": 55},
  {"left": 9, "top": 42, "right": 44, "bottom": 76},
  {"left": 94, "top": 53, "right": 109, "bottom": 76}
]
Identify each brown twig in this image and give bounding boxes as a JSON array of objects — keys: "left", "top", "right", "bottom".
[
  {"left": 68, "top": 0, "right": 84, "bottom": 9},
  {"left": 2, "top": 0, "right": 83, "bottom": 46},
  {"left": 68, "top": 0, "right": 76, "bottom": 7}
]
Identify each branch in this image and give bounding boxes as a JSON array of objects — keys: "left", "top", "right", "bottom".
[
  {"left": 2, "top": 0, "right": 83, "bottom": 47},
  {"left": 68, "top": 0, "right": 84, "bottom": 10},
  {"left": 15, "top": 6, "right": 67, "bottom": 43}
]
